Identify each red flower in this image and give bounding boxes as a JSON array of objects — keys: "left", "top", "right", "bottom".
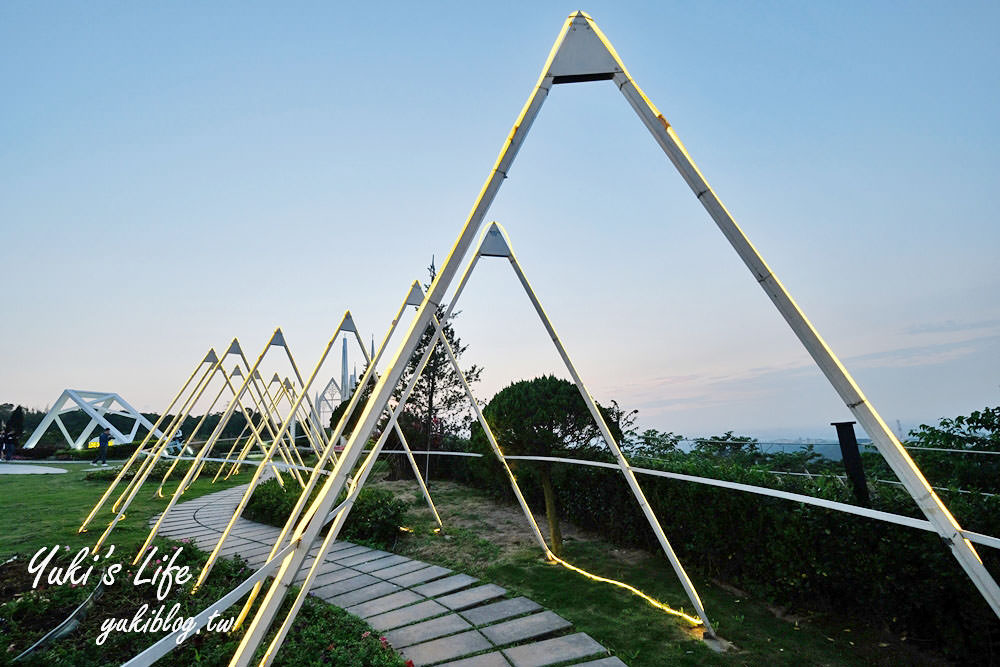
[{"left": 406, "top": 661, "right": 415, "bottom": 667}]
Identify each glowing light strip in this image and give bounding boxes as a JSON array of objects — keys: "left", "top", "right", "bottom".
[{"left": 546, "top": 552, "right": 702, "bottom": 626}]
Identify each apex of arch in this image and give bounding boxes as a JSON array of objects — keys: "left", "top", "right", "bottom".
[
  {"left": 479, "top": 222, "right": 513, "bottom": 258},
  {"left": 405, "top": 280, "right": 424, "bottom": 307},
  {"left": 548, "top": 12, "right": 622, "bottom": 81}
]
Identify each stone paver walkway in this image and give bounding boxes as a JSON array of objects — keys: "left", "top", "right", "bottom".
[{"left": 153, "top": 485, "right": 626, "bottom": 666}]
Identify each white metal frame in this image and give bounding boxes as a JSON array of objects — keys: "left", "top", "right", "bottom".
[{"left": 23, "top": 389, "right": 164, "bottom": 450}]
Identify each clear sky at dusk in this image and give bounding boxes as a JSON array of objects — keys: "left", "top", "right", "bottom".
[{"left": 2, "top": 2, "right": 998, "bottom": 440}]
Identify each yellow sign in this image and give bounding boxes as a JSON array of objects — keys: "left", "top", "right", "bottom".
[{"left": 87, "top": 440, "right": 115, "bottom": 449}]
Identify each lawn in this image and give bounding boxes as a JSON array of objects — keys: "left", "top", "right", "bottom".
[{"left": 0, "top": 461, "right": 248, "bottom": 560}]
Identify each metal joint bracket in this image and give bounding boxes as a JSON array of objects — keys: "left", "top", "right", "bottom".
[{"left": 847, "top": 399, "right": 866, "bottom": 409}]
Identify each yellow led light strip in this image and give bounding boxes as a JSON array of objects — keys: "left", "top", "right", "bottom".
[{"left": 545, "top": 551, "right": 703, "bottom": 626}]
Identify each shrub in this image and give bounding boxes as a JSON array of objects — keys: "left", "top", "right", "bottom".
[{"left": 245, "top": 479, "right": 407, "bottom": 549}]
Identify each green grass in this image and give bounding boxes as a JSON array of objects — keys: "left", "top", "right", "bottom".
[
  {"left": 381, "top": 479, "right": 946, "bottom": 667},
  {"left": 0, "top": 462, "right": 248, "bottom": 560}
]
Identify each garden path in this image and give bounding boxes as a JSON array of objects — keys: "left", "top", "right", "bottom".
[{"left": 152, "top": 485, "right": 625, "bottom": 667}]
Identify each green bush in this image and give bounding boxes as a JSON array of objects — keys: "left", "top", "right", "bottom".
[{"left": 245, "top": 479, "right": 407, "bottom": 549}]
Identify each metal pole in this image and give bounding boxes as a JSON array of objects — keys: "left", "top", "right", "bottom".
[{"left": 832, "top": 421, "right": 871, "bottom": 507}]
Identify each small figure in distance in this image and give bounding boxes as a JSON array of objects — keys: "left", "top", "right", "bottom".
[
  {"left": 168, "top": 429, "right": 183, "bottom": 456},
  {"left": 0, "top": 426, "right": 8, "bottom": 462},
  {"left": 4, "top": 427, "right": 15, "bottom": 462},
  {"left": 92, "top": 428, "right": 112, "bottom": 467}
]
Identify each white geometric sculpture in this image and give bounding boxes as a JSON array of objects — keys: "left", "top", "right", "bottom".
[{"left": 23, "top": 389, "right": 164, "bottom": 450}]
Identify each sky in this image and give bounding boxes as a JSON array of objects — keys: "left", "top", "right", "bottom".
[{"left": 2, "top": 1, "right": 998, "bottom": 441}]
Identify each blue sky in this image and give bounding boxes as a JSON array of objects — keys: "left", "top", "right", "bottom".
[{"left": 2, "top": 1, "right": 998, "bottom": 440}]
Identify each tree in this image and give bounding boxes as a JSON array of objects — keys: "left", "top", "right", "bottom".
[
  {"left": 393, "top": 262, "right": 483, "bottom": 482},
  {"left": 693, "top": 431, "right": 758, "bottom": 459},
  {"left": 603, "top": 400, "right": 638, "bottom": 450},
  {"left": 902, "top": 406, "right": 1000, "bottom": 490},
  {"left": 630, "top": 429, "right": 682, "bottom": 460},
  {"left": 7, "top": 405, "right": 24, "bottom": 443},
  {"left": 473, "top": 375, "right": 621, "bottom": 556},
  {"left": 328, "top": 372, "right": 374, "bottom": 440}
]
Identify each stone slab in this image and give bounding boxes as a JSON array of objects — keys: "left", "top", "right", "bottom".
[
  {"left": 354, "top": 554, "right": 410, "bottom": 573},
  {"left": 413, "top": 573, "right": 478, "bottom": 598},
  {"left": 401, "top": 630, "right": 491, "bottom": 667},
  {"left": 193, "top": 535, "right": 225, "bottom": 549},
  {"left": 480, "top": 611, "right": 571, "bottom": 646},
  {"left": 389, "top": 565, "right": 452, "bottom": 587},
  {"left": 460, "top": 597, "right": 541, "bottom": 627},
  {"left": 574, "top": 658, "right": 628, "bottom": 666},
  {"left": 329, "top": 544, "right": 373, "bottom": 561},
  {"left": 437, "top": 584, "right": 507, "bottom": 610},
  {"left": 337, "top": 550, "right": 393, "bottom": 567},
  {"left": 325, "top": 540, "right": 358, "bottom": 554},
  {"left": 235, "top": 543, "right": 278, "bottom": 558},
  {"left": 312, "top": 573, "right": 378, "bottom": 597},
  {"left": 438, "top": 653, "right": 512, "bottom": 667},
  {"left": 217, "top": 539, "right": 257, "bottom": 557},
  {"left": 328, "top": 581, "right": 401, "bottom": 608},
  {"left": 502, "top": 633, "right": 605, "bottom": 667},
  {"left": 367, "top": 559, "right": 427, "bottom": 580},
  {"left": 384, "top": 613, "right": 472, "bottom": 649},
  {"left": 311, "top": 567, "right": 362, "bottom": 589},
  {"left": 230, "top": 525, "right": 280, "bottom": 539},
  {"left": 367, "top": 600, "right": 449, "bottom": 632},
  {"left": 347, "top": 590, "right": 423, "bottom": 619}
]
